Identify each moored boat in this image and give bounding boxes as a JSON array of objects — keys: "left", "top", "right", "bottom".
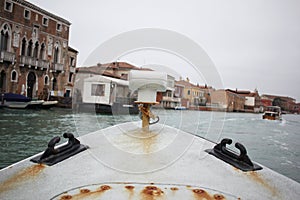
[
  {"left": 26, "top": 100, "right": 45, "bottom": 109},
  {"left": 174, "top": 105, "right": 187, "bottom": 110},
  {"left": 41, "top": 100, "right": 58, "bottom": 109},
  {"left": 1, "top": 93, "right": 31, "bottom": 109}
]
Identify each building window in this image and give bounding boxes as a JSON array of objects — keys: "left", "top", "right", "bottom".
[
  {"left": 0, "top": 30, "right": 9, "bottom": 51},
  {"left": 11, "top": 70, "right": 17, "bottom": 82},
  {"left": 21, "top": 38, "right": 26, "bottom": 56},
  {"left": 39, "top": 43, "right": 45, "bottom": 60},
  {"left": 53, "top": 42, "right": 60, "bottom": 63},
  {"left": 4, "top": 1, "right": 13, "bottom": 12},
  {"left": 91, "top": 84, "right": 105, "bottom": 96},
  {"left": 24, "top": 9, "right": 31, "bottom": 19},
  {"left": 0, "top": 24, "right": 11, "bottom": 51},
  {"left": 27, "top": 40, "right": 33, "bottom": 56},
  {"left": 56, "top": 23, "right": 62, "bottom": 32},
  {"left": 68, "top": 72, "right": 73, "bottom": 83},
  {"left": 44, "top": 75, "right": 49, "bottom": 85},
  {"left": 33, "top": 41, "right": 39, "bottom": 58},
  {"left": 42, "top": 17, "right": 49, "bottom": 26},
  {"left": 70, "top": 57, "right": 75, "bottom": 67}
]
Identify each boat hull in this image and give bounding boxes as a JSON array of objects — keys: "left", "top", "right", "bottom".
[
  {"left": 0, "top": 122, "right": 299, "bottom": 199},
  {"left": 262, "top": 114, "right": 281, "bottom": 120},
  {"left": 77, "top": 102, "right": 139, "bottom": 115}
]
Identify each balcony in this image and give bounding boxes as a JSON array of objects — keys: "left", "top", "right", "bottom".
[
  {"left": 0, "top": 51, "right": 15, "bottom": 63},
  {"left": 54, "top": 63, "right": 64, "bottom": 71},
  {"left": 19, "top": 56, "right": 49, "bottom": 70},
  {"left": 20, "top": 56, "right": 37, "bottom": 67},
  {"left": 37, "top": 60, "right": 49, "bottom": 70},
  {"left": 69, "top": 66, "right": 75, "bottom": 73},
  {"left": 162, "top": 96, "right": 181, "bottom": 102}
]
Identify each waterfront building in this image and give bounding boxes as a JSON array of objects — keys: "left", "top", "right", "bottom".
[
  {"left": 261, "top": 94, "right": 297, "bottom": 113},
  {"left": 174, "top": 78, "right": 213, "bottom": 109},
  {"left": 0, "top": 0, "right": 78, "bottom": 100},
  {"left": 160, "top": 75, "right": 181, "bottom": 109},
  {"left": 225, "top": 89, "right": 262, "bottom": 112},
  {"left": 210, "top": 89, "right": 245, "bottom": 112}
]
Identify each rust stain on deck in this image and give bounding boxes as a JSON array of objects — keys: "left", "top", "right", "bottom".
[
  {"left": 0, "top": 164, "right": 45, "bottom": 193},
  {"left": 141, "top": 185, "right": 165, "bottom": 200},
  {"left": 246, "top": 171, "right": 278, "bottom": 197},
  {"left": 60, "top": 185, "right": 111, "bottom": 200}
]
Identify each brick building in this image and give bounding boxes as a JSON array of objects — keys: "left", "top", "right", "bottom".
[{"left": 0, "top": 0, "right": 78, "bottom": 100}]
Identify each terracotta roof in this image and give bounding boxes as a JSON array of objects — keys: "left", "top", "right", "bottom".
[
  {"left": 76, "top": 62, "right": 152, "bottom": 79},
  {"left": 262, "top": 94, "right": 295, "bottom": 102}
]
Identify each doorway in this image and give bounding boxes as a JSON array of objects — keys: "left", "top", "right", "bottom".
[
  {"left": 0, "top": 70, "right": 6, "bottom": 92},
  {"left": 27, "top": 72, "right": 36, "bottom": 98}
]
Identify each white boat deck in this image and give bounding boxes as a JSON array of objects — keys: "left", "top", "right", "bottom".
[{"left": 0, "top": 122, "right": 299, "bottom": 199}]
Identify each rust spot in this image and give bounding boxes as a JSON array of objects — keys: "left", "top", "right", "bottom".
[
  {"left": 170, "top": 187, "right": 179, "bottom": 191},
  {"left": 141, "top": 185, "right": 164, "bottom": 198},
  {"left": 80, "top": 189, "right": 90, "bottom": 194},
  {"left": 60, "top": 195, "right": 72, "bottom": 200},
  {"left": 100, "top": 185, "right": 111, "bottom": 191},
  {"left": 193, "top": 189, "right": 205, "bottom": 194},
  {"left": 125, "top": 185, "right": 135, "bottom": 190},
  {"left": 64, "top": 185, "right": 112, "bottom": 200},
  {"left": 192, "top": 188, "right": 214, "bottom": 200},
  {"left": 0, "top": 164, "right": 45, "bottom": 193},
  {"left": 214, "top": 194, "right": 225, "bottom": 199}
]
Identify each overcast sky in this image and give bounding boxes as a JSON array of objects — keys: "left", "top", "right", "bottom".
[{"left": 29, "top": 0, "right": 300, "bottom": 101}]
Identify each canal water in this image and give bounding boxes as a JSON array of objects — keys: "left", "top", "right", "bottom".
[{"left": 0, "top": 107, "right": 299, "bottom": 183}]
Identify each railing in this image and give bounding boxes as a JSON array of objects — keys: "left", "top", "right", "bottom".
[
  {"left": 69, "top": 66, "right": 75, "bottom": 73},
  {"left": 20, "top": 56, "right": 37, "bottom": 66},
  {"left": 54, "top": 63, "right": 64, "bottom": 71},
  {"left": 162, "top": 96, "right": 181, "bottom": 102},
  {"left": 0, "top": 51, "right": 15, "bottom": 63},
  {"left": 38, "top": 60, "right": 49, "bottom": 70},
  {"left": 19, "top": 56, "right": 50, "bottom": 70}
]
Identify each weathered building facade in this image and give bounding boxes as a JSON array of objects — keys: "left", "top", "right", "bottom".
[{"left": 0, "top": 0, "right": 77, "bottom": 100}]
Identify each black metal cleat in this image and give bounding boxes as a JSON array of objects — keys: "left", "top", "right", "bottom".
[
  {"left": 31, "top": 133, "right": 88, "bottom": 166},
  {"left": 205, "top": 138, "right": 262, "bottom": 172}
]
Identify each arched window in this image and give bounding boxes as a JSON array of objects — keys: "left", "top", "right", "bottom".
[
  {"left": 52, "top": 77, "right": 57, "bottom": 90},
  {"left": 27, "top": 39, "right": 33, "bottom": 56},
  {"left": 39, "top": 43, "right": 45, "bottom": 60},
  {"left": 44, "top": 75, "right": 49, "bottom": 85},
  {"left": 21, "top": 38, "right": 26, "bottom": 56},
  {"left": 53, "top": 42, "right": 60, "bottom": 63},
  {"left": 33, "top": 41, "right": 39, "bottom": 58},
  {"left": 0, "top": 24, "right": 11, "bottom": 51},
  {"left": 11, "top": 70, "right": 18, "bottom": 82}
]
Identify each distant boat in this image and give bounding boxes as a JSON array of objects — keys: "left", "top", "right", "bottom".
[
  {"left": 262, "top": 106, "right": 282, "bottom": 120},
  {"left": 174, "top": 105, "right": 187, "bottom": 110}
]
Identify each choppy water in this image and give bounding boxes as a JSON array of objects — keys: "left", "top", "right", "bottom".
[{"left": 0, "top": 108, "right": 299, "bottom": 183}]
